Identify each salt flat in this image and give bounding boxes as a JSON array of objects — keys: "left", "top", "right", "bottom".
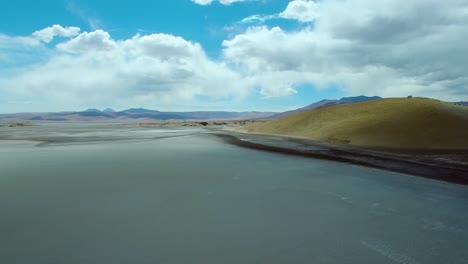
[{"left": 1, "top": 124, "right": 467, "bottom": 264}]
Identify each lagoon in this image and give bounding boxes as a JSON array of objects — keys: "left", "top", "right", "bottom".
[{"left": 1, "top": 125, "right": 467, "bottom": 263}]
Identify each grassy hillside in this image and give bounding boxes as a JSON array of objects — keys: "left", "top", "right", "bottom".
[{"left": 247, "top": 98, "right": 468, "bottom": 149}]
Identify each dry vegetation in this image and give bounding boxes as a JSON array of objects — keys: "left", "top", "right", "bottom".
[
  {"left": 0, "top": 122, "right": 35, "bottom": 128},
  {"left": 139, "top": 120, "right": 256, "bottom": 127},
  {"left": 247, "top": 98, "right": 468, "bottom": 149}
]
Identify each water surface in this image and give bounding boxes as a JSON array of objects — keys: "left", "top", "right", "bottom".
[{"left": 1, "top": 125, "right": 467, "bottom": 263}]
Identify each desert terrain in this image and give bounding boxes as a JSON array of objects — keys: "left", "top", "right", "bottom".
[{"left": 247, "top": 97, "right": 468, "bottom": 149}]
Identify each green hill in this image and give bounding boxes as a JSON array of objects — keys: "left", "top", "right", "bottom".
[{"left": 247, "top": 98, "right": 468, "bottom": 149}]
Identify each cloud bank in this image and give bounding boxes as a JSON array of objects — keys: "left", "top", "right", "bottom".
[
  {"left": 1, "top": 0, "right": 468, "bottom": 112},
  {"left": 230, "top": 0, "right": 468, "bottom": 100},
  {"left": 1, "top": 30, "right": 243, "bottom": 112}
]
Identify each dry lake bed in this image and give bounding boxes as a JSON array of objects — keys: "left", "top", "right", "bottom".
[{"left": 1, "top": 123, "right": 468, "bottom": 264}]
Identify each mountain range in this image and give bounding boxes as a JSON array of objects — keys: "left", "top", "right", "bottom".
[
  {"left": 1, "top": 96, "right": 466, "bottom": 123},
  {"left": 0, "top": 108, "right": 277, "bottom": 123}
]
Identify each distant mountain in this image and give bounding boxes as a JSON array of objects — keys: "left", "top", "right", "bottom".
[
  {"left": 103, "top": 108, "right": 115, "bottom": 113},
  {"left": 75, "top": 111, "right": 113, "bottom": 118},
  {"left": 340, "top": 96, "right": 381, "bottom": 103},
  {"left": 0, "top": 108, "right": 277, "bottom": 123},
  {"left": 121, "top": 108, "right": 160, "bottom": 114},
  {"left": 30, "top": 117, "right": 68, "bottom": 121},
  {"left": 454, "top": 102, "right": 468, "bottom": 106},
  {"left": 272, "top": 96, "right": 382, "bottom": 119},
  {"left": 83, "top": 108, "right": 102, "bottom": 112}
]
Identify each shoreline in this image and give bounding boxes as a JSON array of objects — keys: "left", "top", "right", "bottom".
[
  {"left": 212, "top": 129, "right": 468, "bottom": 185},
  {"left": 2, "top": 122, "right": 467, "bottom": 185}
]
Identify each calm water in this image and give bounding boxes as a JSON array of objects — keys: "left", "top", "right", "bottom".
[{"left": 1, "top": 125, "right": 467, "bottom": 264}]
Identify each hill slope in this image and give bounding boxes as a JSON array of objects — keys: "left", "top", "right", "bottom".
[
  {"left": 271, "top": 96, "right": 381, "bottom": 119},
  {"left": 247, "top": 98, "right": 468, "bottom": 149}
]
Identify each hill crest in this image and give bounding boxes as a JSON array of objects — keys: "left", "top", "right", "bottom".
[
  {"left": 272, "top": 95, "right": 381, "bottom": 119},
  {"left": 248, "top": 97, "right": 468, "bottom": 149}
]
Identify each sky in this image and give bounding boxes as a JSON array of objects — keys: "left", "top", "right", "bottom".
[{"left": 1, "top": 0, "right": 467, "bottom": 113}]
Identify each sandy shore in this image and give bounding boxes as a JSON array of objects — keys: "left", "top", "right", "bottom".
[{"left": 210, "top": 128, "right": 468, "bottom": 185}]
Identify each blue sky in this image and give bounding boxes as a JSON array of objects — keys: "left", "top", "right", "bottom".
[
  {"left": 1, "top": 0, "right": 467, "bottom": 113},
  {"left": 1, "top": 0, "right": 288, "bottom": 53}
]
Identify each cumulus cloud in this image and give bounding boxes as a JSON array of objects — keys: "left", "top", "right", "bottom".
[
  {"left": 192, "top": 0, "right": 248, "bottom": 5},
  {"left": 279, "top": 0, "right": 320, "bottom": 22},
  {"left": 2, "top": 0, "right": 468, "bottom": 112},
  {"left": 57, "top": 30, "right": 116, "bottom": 53},
  {"left": 0, "top": 27, "right": 244, "bottom": 111},
  {"left": 223, "top": 0, "right": 468, "bottom": 101},
  {"left": 32, "top": 24, "right": 80, "bottom": 43}
]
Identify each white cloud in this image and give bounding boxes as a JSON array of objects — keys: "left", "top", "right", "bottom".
[
  {"left": 0, "top": 34, "right": 43, "bottom": 68},
  {"left": 57, "top": 30, "right": 116, "bottom": 53},
  {"left": 223, "top": 0, "right": 468, "bottom": 101},
  {"left": 239, "top": 0, "right": 320, "bottom": 25},
  {"left": 240, "top": 14, "right": 277, "bottom": 24},
  {"left": 33, "top": 24, "right": 80, "bottom": 43},
  {"left": 192, "top": 0, "right": 248, "bottom": 5},
  {"left": 192, "top": 0, "right": 213, "bottom": 4},
  {"left": 219, "top": 0, "right": 247, "bottom": 4},
  {"left": 238, "top": 0, "right": 319, "bottom": 26},
  {"left": 0, "top": 27, "right": 245, "bottom": 111},
  {"left": 0, "top": 34, "right": 40, "bottom": 48},
  {"left": 3, "top": 0, "right": 468, "bottom": 113},
  {"left": 279, "top": 0, "right": 320, "bottom": 22}
]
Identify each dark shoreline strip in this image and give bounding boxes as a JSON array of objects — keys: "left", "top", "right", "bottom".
[{"left": 213, "top": 133, "right": 468, "bottom": 186}]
